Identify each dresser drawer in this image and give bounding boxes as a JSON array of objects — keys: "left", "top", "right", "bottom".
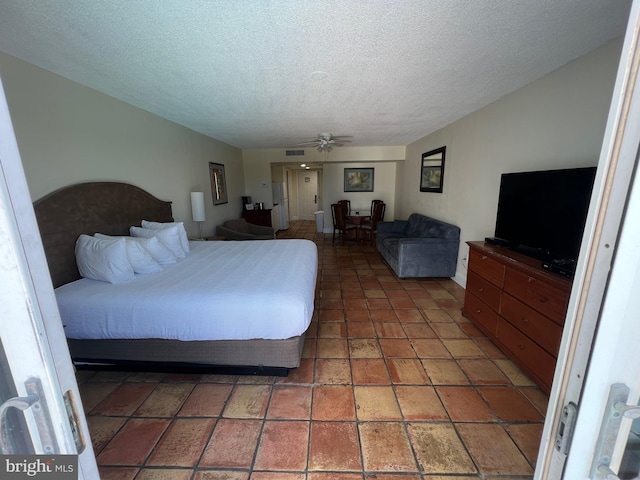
[
  {"left": 503, "top": 268, "right": 569, "bottom": 325},
  {"left": 500, "top": 293, "right": 563, "bottom": 356},
  {"left": 497, "top": 318, "right": 556, "bottom": 391},
  {"left": 469, "top": 248, "right": 505, "bottom": 287},
  {"left": 463, "top": 292, "right": 498, "bottom": 336},
  {"left": 466, "top": 271, "right": 501, "bottom": 311}
]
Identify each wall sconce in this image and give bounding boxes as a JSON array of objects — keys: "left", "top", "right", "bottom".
[{"left": 190, "top": 191, "right": 206, "bottom": 239}]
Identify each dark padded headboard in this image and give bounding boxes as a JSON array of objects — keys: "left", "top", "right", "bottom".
[{"left": 33, "top": 182, "right": 174, "bottom": 288}]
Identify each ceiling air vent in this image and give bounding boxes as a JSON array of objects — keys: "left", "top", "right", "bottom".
[{"left": 285, "top": 149, "right": 305, "bottom": 156}]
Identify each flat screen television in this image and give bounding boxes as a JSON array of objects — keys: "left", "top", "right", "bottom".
[{"left": 491, "top": 167, "right": 597, "bottom": 270}]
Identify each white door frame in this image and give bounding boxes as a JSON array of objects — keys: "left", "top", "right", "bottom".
[
  {"left": 0, "top": 76, "right": 98, "bottom": 477},
  {"left": 536, "top": 1, "right": 640, "bottom": 477}
]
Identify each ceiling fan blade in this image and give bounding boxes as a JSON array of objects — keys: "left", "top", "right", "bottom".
[{"left": 296, "top": 134, "right": 352, "bottom": 148}]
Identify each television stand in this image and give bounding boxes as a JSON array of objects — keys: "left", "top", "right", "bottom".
[{"left": 462, "top": 241, "right": 572, "bottom": 393}]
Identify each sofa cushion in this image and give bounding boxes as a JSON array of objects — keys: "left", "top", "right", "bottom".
[
  {"left": 406, "top": 213, "right": 459, "bottom": 239},
  {"left": 225, "top": 219, "right": 250, "bottom": 233}
]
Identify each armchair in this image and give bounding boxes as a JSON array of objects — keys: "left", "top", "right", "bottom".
[{"left": 216, "top": 218, "right": 275, "bottom": 240}]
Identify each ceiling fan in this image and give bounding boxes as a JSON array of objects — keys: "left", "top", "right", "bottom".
[{"left": 296, "top": 133, "right": 352, "bottom": 152}]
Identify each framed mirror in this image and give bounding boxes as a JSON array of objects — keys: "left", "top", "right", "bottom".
[{"left": 420, "top": 146, "right": 445, "bottom": 193}]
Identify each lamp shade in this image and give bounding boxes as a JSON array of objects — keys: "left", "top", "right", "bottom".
[{"left": 190, "top": 192, "right": 206, "bottom": 222}]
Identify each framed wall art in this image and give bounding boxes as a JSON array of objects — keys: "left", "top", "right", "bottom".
[
  {"left": 209, "top": 162, "right": 228, "bottom": 205},
  {"left": 420, "top": 146, "right": 445, "bottom": 193},
  {"left": 344, "top": 168, "right": 374, "bottom": 192}
]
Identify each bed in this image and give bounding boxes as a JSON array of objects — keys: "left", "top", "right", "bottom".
[{"left": 33, "top": 181, "right": 318, "bottom": 375}]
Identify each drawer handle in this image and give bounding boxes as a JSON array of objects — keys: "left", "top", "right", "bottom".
[
  {"left": 482, "top": 255, "right": 488, "bottom": 260},
  {"left": 521, "top": 317, "right": 529, "bottom": 323},
  {"left": 517, "top": 344, "right": 525, "bottom": 350},
  {"left": 476, "top": 309, "right": 481, "bottom": 313},
  {"left": 479, "top": 287, "right": 484, "bottom": 292},
  {"left": 527, "top": 277, "right": 534, "bottom": 283},
  {"left": 536, "top": 294, "right": 549, "bottom": 304}
]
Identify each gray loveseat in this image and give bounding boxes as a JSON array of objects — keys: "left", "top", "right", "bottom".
[
  {"left": 376, "top": 213, "right": 460, "bottom": 278},
  {"left": 216, "top": 218, "right": 275, "bottom": 240}
]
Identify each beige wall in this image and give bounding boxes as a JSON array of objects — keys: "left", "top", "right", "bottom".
[
  {"left": 0, "top": 52, "right": 245, "bottom": 239},
  {"left": 243, "top": 146, "right": 405, "bottom": 228},
  {"left": 400, "top": 38, "right": 623, "bottom": 286},
  {"left": 322, "top": 161, "right": 397, "bottom": 227}
]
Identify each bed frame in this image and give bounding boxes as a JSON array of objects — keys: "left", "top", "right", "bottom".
[{"left": 33, "top": 182, "right": 305, "bottom": 375}]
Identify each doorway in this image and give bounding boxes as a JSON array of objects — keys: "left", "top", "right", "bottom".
[{"left": 297, "top": 170, "right": 320, "bottom": 220}]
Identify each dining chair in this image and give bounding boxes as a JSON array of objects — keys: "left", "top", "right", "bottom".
[
  {"left": 363, "top": 199, "right": 384, "bottom": 223},
  {"left": 359, "top": 201, "right": 385, "bottom": 244},
  {"left": 371, "top": 199, "right": 384, "bottom": 221},
  {"left": 338, "top": 199, "right": 351, "bottom": 217},
  {"left": 331, "top": 203, "right": 358, "bottom": 244}
]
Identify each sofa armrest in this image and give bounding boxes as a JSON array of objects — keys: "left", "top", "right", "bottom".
[
  {"left": 247, "top": 224, "right": 276, "bottom": 237},
  {"left": 216, "top": 225, "right": 258, "bottom": 240},
  {"left": 377, "top": 220, "right": 408, "bottom": 235}
]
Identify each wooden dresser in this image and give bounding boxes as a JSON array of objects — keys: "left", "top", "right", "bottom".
[
  {"left": 242, "top": 209, "right": 272, "bottom": 227},
  {"left": 462, "top": 241, "right": 572, "bottom": 393}
]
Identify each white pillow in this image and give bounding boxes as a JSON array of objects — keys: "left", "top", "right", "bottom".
[
  {"left": 94, "top": 234, "right": 163, "bottom": 274},
  {"left": 124, "top": 234, "right": 176, "bottom": 265},
  {"left": 142, "top": 220, "right": 190, "bottom": 254},
  {"left": 130, "top": 225, "right": 186, "bottom": 258},
  {"left": 75, "top": 235, "right": 135, "bottom": 284}
]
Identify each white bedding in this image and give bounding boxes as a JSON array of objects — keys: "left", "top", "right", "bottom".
[{"left": 56, "top": 239, "right": 317, "bottom": 341}]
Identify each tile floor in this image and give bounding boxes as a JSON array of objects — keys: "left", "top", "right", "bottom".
[{"left": 78, "top": 220, "right": 549, "bottom": 479}]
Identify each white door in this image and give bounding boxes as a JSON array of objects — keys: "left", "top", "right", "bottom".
[
  {"left": 282, "top": 177, "right": 290, "bottom": 229},
  {"left": 0, "top": 77, "right": 98, "bottom": 477},
  {"left": 535, "top": 2, "right": 640, "bottom": 478},
  {"left": 297, "top": 170, "right": 318, "bottom": 220}
]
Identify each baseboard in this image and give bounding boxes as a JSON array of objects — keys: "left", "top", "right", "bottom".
[{"left": 453, "top": 271, "right": 466, "bottom": 289}]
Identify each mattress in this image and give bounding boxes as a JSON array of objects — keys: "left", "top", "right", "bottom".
[{"left": 56, "top": 239, "right": 317, "bottom": 341}]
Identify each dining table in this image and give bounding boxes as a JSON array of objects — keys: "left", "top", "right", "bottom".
[{"left": 346, "top": 214, "right": 369, "bottom": 242}]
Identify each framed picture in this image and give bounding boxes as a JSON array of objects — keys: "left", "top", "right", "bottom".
[
  {"left": 209, "top": 162, "right": 228, "bottom": 205},
  {"left": 344, "top": 168, "right": 374, "bottom": 192},
  {"left": 245, "top": 203, "right": 254, "bottom": 210},
  {"left": 420, "top": 146, "right": 445, "bottom": 193}
]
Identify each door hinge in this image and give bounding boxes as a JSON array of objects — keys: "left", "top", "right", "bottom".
[
  {"left": 63, "top": 389, "right": 85, "bottom": 453},
  {"left": 555, "top": 401, "right": 578, "bottom": 455}
]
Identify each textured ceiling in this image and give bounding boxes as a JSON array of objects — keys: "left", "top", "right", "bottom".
[{"left": 0, "top": 1, "right": 631, "bottom": 149}]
